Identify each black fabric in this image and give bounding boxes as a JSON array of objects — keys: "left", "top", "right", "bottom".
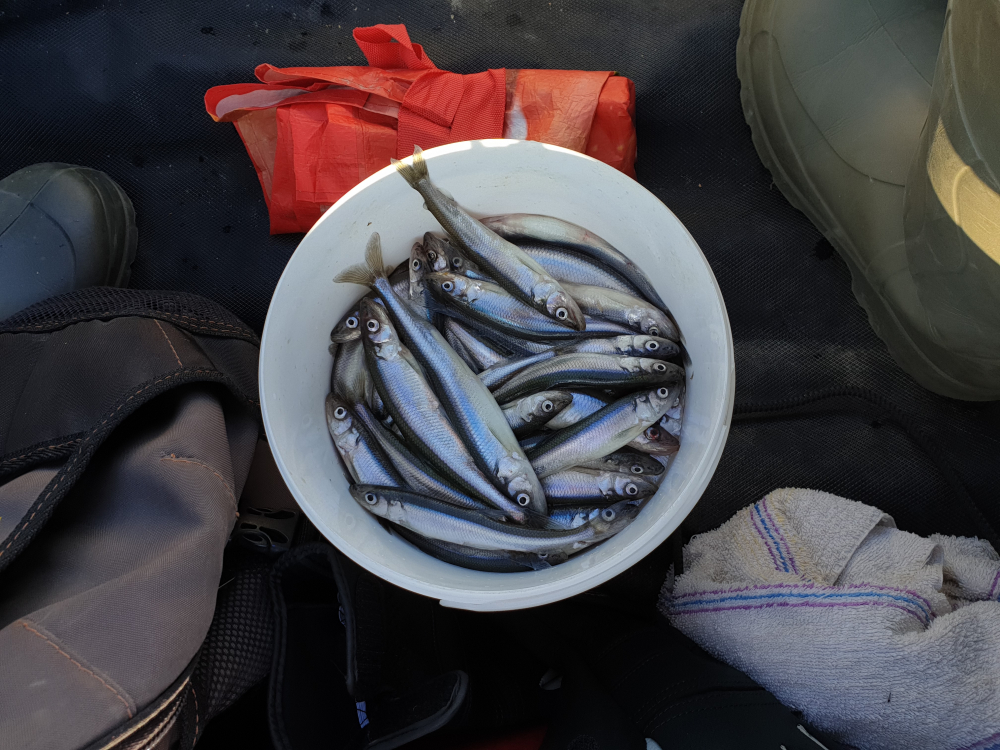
[
  {"left": 267, "top": 544, "right": 472, "bottom": 750},
  {"left": 502, "top": 602, "right": 850, "bottom": 750}
]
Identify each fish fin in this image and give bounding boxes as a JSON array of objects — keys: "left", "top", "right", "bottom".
[
  {"left": 392, "top": 145, "right": 429, "bottom": 188},
  {"left": 333, "top": 232, "right": 387, "bottom": 286}
]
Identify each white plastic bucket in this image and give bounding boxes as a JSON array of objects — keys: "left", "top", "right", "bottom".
[{"left": 260, "top": 139, "right": 734, "bottom": 611}]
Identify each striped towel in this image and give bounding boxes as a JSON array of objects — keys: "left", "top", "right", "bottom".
[{"left": 660, "top": 488, "right": 1000, "bottom": 750}]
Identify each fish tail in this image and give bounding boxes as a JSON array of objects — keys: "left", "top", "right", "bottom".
[
  {"left": 391, "top": 145, "right": 429, "bottom": 188},
  {"left": 334, "top": 232, "right": 387, "bottom": 287}
]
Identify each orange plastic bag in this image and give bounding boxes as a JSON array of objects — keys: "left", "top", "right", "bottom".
[{"left": 205, "top": 24, "right": 636, "bottom": 234}]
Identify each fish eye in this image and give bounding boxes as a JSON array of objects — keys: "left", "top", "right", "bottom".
[
  {"left": 645, "top": 340, "right": 659, "bottom": 351},
  {"left": 649, "top": 326, "right": 660, "bottom": 336},
  {"left": 516, "top": 493, "right": 531, "bottom": 507},
  {"left": 364, "top": 492, "right": 378, "bottom": 505},
  {"left": 646, "top": 427, "right": 660, "bottom": 440},
  {"left": 630, "top": 464, "right": 644, "bottom": 474},
  {"left": 654, "top": 363, "right": 666, "bottom": 372},
  {"left": 538, "top": 551, "right": 548, "bottom": 559},
  {"left": 542, "top": 400, "right": 554, "bottom": 412},
  {"left": 601, "top": 508, "right": 616, "bottom": 521},
  {"left": 555, "top": 307, "right": 568, "bottom": 320},
  {"left": 442, "top": 280, "right": 454, "bottom": 292},
  {"left": 366, "top": 319, "right": 379, "bottom": 332},
  {"left": 625, "top": 483, "right": 638, "bottom": 496},
  {"left": 427, "top": 251, "right": 437, "bottom": 261},
  {"left": 451, "top": 257, "right": 463, "bottom": 268},
  {"left": 345, "top": 316, "right": 359, "bottom": 329},
  {"left": 333, "top": 406, "right": 347, "bottom": 419},
  {"left": 411, "top": 259, "right": 421, "bottom": 270},
  {"left": 657, "top": 387, "right": 669, "bottom": 397}
]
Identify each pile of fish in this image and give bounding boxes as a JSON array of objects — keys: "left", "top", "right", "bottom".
[{"left": 325, "top": 146, "right": 685, "bottom": 573}]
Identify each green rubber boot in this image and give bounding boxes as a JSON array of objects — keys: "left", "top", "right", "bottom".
[
  {"left": 738, "top": 0, "right": 1000, "bottom": 400},
  {"left": 0, "top": 164, "right": 137, "bottom": 321}
]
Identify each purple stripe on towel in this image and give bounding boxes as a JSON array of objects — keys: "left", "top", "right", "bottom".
[
  {"left": 753, "top": 503, "right": 790, "bottom": 573},
  {"left": 673, "top": 582, "right": 936, "bottom": 614},
  {"left": 760, "top": 496, "right": 799, "bottom": 574},
  {"left": 750, "top": 505, "right": 784, "bottom": 572},
  {"left": 671, "top": 589, "right": 931, "bottom": 623},
  {"left": 989, "top": 569, "right": 1000, "bottom": 600},
  {"left": 669, "top": 598, "right": 928, "bottom": 625}
]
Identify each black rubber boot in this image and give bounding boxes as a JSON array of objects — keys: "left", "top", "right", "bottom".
[{"left": 0, "top": 163, "right": 137, "bottom": 320}]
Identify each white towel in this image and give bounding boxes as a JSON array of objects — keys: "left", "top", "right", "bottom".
[{"left": 659, "top": 488, "right": 1000, "bottom": 750}]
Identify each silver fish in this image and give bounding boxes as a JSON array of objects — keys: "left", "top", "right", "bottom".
[
  {"left": 395, "top": 527, "right": 562, "bottom": 572},
  {"left": 541, "top": 388, "right": 682, "bottom": 454},
  {"left": 480, "top": 213, "right": 667, "bottom": 312},
  {"left": 557, "top": 334, "right": 679, "bottom": 360},
  {"left": 575, "top": 449, "right": 666, "bottom": 477},
  {"left": 358, "top": 297, "right": 531, "bottom": 523},
  {"left": 335, "top": 234, "right": 547, "bottom": 515},
  {"left": 543, "top": 391, "right": 610, "bottom": 430},
  {"left": 491, "top": 353, "right": 684, "bottom": 403},
  {"left": 330, "top": 265, "right": 409, "bottom": 343},
  {"left": 353, "top": 485, "right": 640, "bottom": 554},
  {"left": 541, "top": 468, "right": 657, "bottom": 504},
  {"left": 480, "top": 350, "right": 557, "bottom": 391},
  {"left": 332, "top": 338, "right": 386, "bottom": 418},
  {"left": 352, "top": 400, "right": 491, "bottom": 513},
  {"left": 422, "top": 232, "right": 488, "bottom": 279},
  {"left": 443, "top": 318, "right": 507, "bottom": 372},
  {"left": 561, "top": 282, "right": 679, "bottom": 341},
  {"left": 407, "top": 242, "right": 438, "bottom": 320},
  {"left": 501, "top": 391, "right": 573, "bottom": 436},
  {"left": 628, "top": 422, "right": 680, "bottom": 456},
  {"left": 662, "top": 386, "right": 685, "bottom": 439},
  {"left": 519, "top": 241, "right": 642, "bottom": 296},
  {"left": 527, "top": 386, "right": 676, "bottom": 478},
  {"left": 393, "top": 147, "right": 586, "bottom": 329},
  {"left": 325, "top": 394, "right": 402, "bottom": 486},
  {"left": 459, "top": 315, "right": 555, "bottom": 358},
  {"left": 426, "top": 271, "right": 633, "bottom": 342}
]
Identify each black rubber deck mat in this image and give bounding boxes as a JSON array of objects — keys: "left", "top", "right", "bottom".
[{"left": 3, "top": 0, "right": 998, "bottom": 648}]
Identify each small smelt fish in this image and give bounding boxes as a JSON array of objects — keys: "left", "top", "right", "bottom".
[
  {"left": 561, "top": 282, "right": 680, "bottom": 341},
  {"left": 501, "top": 391, "right": 573, "bottom": 436},
  {"left": 427, "top": 271, "right": 633, "bottom": 343},
  {"left": 557, "top": 334, "right": 680, "bottom": 360},
  {"left": 423, "top": 232, "right": 489, "bottom": 280},
  {"left": 353, "top": 485, "right": 641, "bottom": 554},
  {"left": 332, "top": 338, "right": 387, "bottom": 419},
  {"left": 491, "top": 353, "right": 684, "bottom": 403},
  {"left": 480, "top": 351, "right": 557, "bottom": 391},
  {"left": 662, "top": 386, "right": 685, "bottom": 439},
  {"left": 541, "top": 468, "right": 658, "bottom": 504},
  {"left": 519, "top": 241, "right": 642, "bottom": 297},
  {"left": 330, "top": 265, "right": 409, "bottom": 343},
  {"left": 528, "top": 386, "right": 676, "bottom": 478},
  {"left": 395, "top": 527, "right": 561, "bottom": 572},
  {"left": 546, "top": 501, "right": 646, "bottom": 531},
  {"left": 575, "top": 449, "right": 665, "bottom": 477},
  {"left": 325, "top": 394, "right": 402, "bottom": 487},
  {"left": 335, "top": 234, "right": 547, "bottom": 516},
  {"left": 352, "top": 401, "right": 491, "bottom": 513},
  {"left": 443, "top": 318, "right": 507, "bottom": 373},
  {"left": 543, "top": 391, "right": 609, "bottom": 430},
  {"left": 359, "top": 297, "right": 531, "bottom": 523},
  {"left": 480, "top": 213, "right": 668, "bottom": 312},
  {"left": 393, "top": 147, "right": 586, "bottom": 330},
  {"left": 628, "top": 422, "right": 681, "bottom": 456}
]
